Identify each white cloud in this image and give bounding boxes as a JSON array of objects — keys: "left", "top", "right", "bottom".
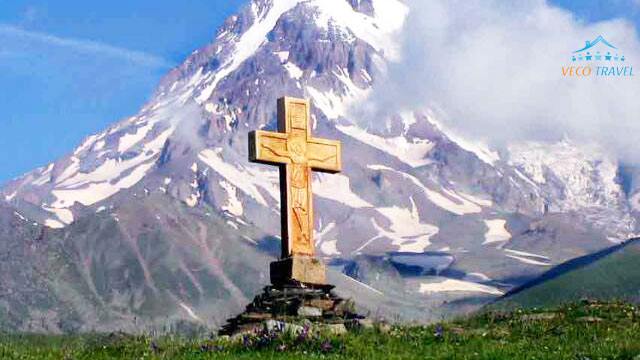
[
  {"left": 0, "top": 24, "right": 172, "bottom": 68},
  {"left": 361, "top": 0, "right": 640, "bottom": 163}
]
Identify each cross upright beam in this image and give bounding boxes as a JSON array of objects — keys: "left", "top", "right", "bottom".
[{"left": 249, "top": 97, "right": 341, "bottom": 285}]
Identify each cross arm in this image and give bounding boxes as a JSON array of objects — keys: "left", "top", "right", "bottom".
[
  {"left": 307, "top": 137, "right": 341, "bottom": 173},
  {"left": 248, "top": 130, "right": 291, "bottom": 166}
]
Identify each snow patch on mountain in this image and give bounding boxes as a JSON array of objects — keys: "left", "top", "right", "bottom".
[
  {"left": 220, "top": 180, "right": 244, "bottom": 216},
  {"left": 461, "top": 192, "right": 493, "bottom": 207},
  {"left": 503, "top": 248, "right": 552, "bottom": 266},
  {"left": 367, "top": 165, "right": 489, "bottom": 215},
  {"left": 44, "top": 219, "right": 65, "bottom": 229},
  {"left": 118, "top": 121, "right": 154, "bottom": 152},
  {"left": 198, "top": 148, "right": 279, "bottom": 207},
  {"left": 46, "top": 126, "right": 173, "bottom": 214},
  {"left": 311, "top": 0, "right": 408, "bottom": 59},
  {"left": 184, "top": 191, "right": 200, "bottom": 208},
  {"left": 317, "top": 221, "right": 340, "bottom": 256},
  {"left": 196, "top": 0, "right": 305, "bottom": 104},
  {"left": 503, "top": 248, "right": 549, "bottom": 260},
  {"left": 4, "top": 191, "right": 17, "bottom": 202},
  {"left": 341, "top": 273, "right": 384, "bottom": 296},
  {"left": 94, "top": 140, "right": 106, "bottom": 151},
  {"left": 505, "top": 255, "right": 552, "bottom": 266},
  {"left": 433, "top": 189, "right": 486, "bottom": 215},
  {"left": 509, "top": 140, "right": 623, "bottom": 211},
  {"left": 13, "top": 211, "right": 29, "bottom": 223},
  {"left": 275, "top": 50, "right": 289, "bottom": 62},
  {"left": 320, "top": 240, "right": 340, "bottom": 256},
  {"left": 55, "top": 157, "right": 80, "bottom": 186},
  {"left": 631, "top": 192, "right": 640, "bottom": 212},
  {"left": 74, "top": 133, "right": 106, "bottom": 156},
  {"left": 31, "top": 164, "right": 54, "bottom": 186},
  {"left": 513, "top": 168, "right": 539, "bottom": 189},
  {"left": 179, "top": 303, "right": 202, "bottom": 322},
  {"left": 426, "top": 112, "right": 500, "bottom": 166},
  {"left": 483, "top": 219, "right": 511, "bottom": 245},
  {"left": 52, "top": 160, "right": 158, "bottom": 209},
  {"left": 307, "top": 68, "right": 369, "bottom": 120},
  {"left": 43, "top": 206, "right": 73, "bottom": 223},
  {"left": 337, "top": 125, "right": 433, "bottom": 167},
  {"left": 463, "top": 272, "right": 493, "bottom": 283},
  {"left": 307, "top": 87, "right": 346, "bottom": 120},
  {"left": 355, "top": 198, "right": 439, "bottom": 253},
  {"left": 419, "top": 278, "right": 504, "bottom": 296},
  {"left": 284, "top": 62, "right": 304, "bottom": 80},
  {"left": 313, "top": 173, "right": 373, "bottom": 208}
]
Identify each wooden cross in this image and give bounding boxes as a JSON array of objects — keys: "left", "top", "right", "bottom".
[{"left": 249, "top": 97, "right": 341, "bottom": 260}]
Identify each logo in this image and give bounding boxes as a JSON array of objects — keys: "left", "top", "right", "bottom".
[{"left": 562, "top": 35, "right": 633, "bottom": 77}]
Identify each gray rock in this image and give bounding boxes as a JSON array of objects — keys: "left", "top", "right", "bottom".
[
  {"left": 576, "top": 316, "right": 604, "bottom": 323},
  {"left": 283, "top": 323, "right": 305, "bottom": 335},
  {"left": 261, "top": 320, "right": 304, "bottom": 335},
  {"left": 297, "top": 306, "right": 323, "bottom": 317},
  {"left": 520, "top": 313, "right": 558, "bottom": 321},
  {"left": 377, "top": 323, "right": 392, "bottom": 334},
  {"left": 356, "top": 319, "right": 375, "bottom": 329},
  {"left": 263, "top": 320, "right": 285, "bottom": 332},
  {"left": 325, "top": 323, "right": 348, "bottom": 335}
]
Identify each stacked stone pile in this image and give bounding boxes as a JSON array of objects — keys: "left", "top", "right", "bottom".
[{"left": 219, "top": 281, "right": 365, "bottom": 336}]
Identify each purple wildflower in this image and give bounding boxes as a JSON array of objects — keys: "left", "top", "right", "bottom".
[
  {"left": 321, "top": 340, "right": 333, "bottom": 353},
  {"left": 434, "top": 325, "right": 444, "bottom": 339},
  {"left": 296, "top": 325, "right": 310, "bottom": 343},
  {"left": 242, "top": 335, "right": 251, "bottom": 348}
]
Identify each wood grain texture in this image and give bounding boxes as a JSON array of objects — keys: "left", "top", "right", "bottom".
[{"left": 249, "top": 97, "right": 341, "bottom": 258}]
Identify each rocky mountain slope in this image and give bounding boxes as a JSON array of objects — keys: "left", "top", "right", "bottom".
[
  {"left": 1, "top": 0, "right": 639, "bottom": 332},
  {"left": 493, "top": 238, "right": 640, "bottom": 309}
]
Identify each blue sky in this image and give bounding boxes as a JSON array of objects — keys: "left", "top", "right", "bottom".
[
  {"left": 0, "top": 0, "right": 639, "bottom": 184},
  {"left": 0, "top": 0, "right": 244, "bottom": 183}
]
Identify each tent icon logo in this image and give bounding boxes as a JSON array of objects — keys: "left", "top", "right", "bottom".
[{"left": 571, "top": 35, "right": 625, "bottom": 62}]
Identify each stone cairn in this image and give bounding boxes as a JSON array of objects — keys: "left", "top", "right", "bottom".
[{"left": 219, "top": 281, "right": 364, "bottom": 336}]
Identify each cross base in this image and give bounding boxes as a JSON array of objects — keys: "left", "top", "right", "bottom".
[
  {"left": 270, "top": 256, "right": 327, "bottom": 286},
  {"left": 218, "top": 281, "right": 365, "bottom": 336}
]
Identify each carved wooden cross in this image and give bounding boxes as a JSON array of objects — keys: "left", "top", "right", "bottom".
[{"left": 249, "top": 97, "right": 341, "bottom": 263}]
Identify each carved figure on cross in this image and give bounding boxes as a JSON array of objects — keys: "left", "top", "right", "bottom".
[{"left": 249, "top": 97, "right": 341, "bottom": 285}]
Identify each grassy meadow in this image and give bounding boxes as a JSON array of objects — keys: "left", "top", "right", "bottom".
[{"left": 1, "top": 301, "right": 639, "bottom": 359}]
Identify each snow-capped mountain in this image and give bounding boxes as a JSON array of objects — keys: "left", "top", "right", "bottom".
[{"left": 1, "top": 0, "right": 638, "bottom": 332}]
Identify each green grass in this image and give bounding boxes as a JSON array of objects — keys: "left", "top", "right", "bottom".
[
  {"left": 2, "top": 301, "right": 640, "bottom": 359},
  {"left": 497, "top": 240, "right": 640, "bottom": 309}
]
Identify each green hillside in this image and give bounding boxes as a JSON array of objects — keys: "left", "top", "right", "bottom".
[
  {"left": 1, "top": 301, "right": 640, "bottom": 359},
  {"left": 495, "top": 238, "right": 640, "bottom": 309}
]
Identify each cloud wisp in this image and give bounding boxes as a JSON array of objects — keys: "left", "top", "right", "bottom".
[
  {"left": 358, "top": 0, "right": 640, "bottom": 163},
  {"left": 0, "top": 24, "right": 173, "bottom": 69}
]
